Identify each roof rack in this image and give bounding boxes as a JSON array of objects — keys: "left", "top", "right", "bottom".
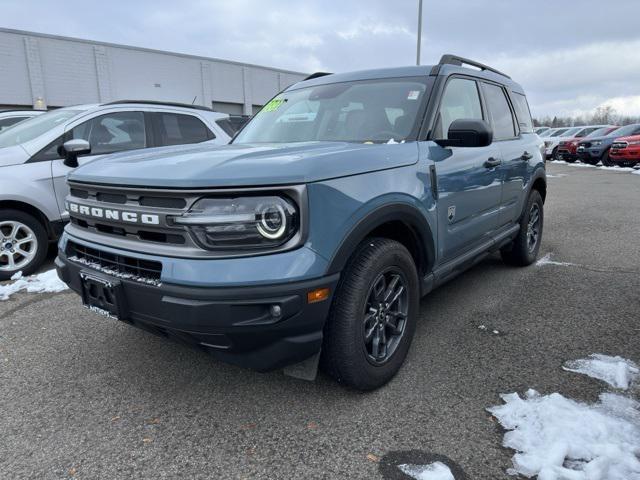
[
  {"left": 434, "top": 54, "right": 511, "bottom": 79},
  {"left": 103, "top": 100, "right": 213, "bottom": 111},
  {"left": 303, "top": 72, "right": 332, "bottom": 81}
]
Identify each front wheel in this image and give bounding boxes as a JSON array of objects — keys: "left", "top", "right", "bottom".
[
  {"left": 321, "top": 238, "right": 419, "bottom": 391},
  {"left": 0, "top": 209, "right": 49, "bottom": 281},
  {"left": 501, "top": 190, "right": 544, "bottom": 266},
  {"left": 600, "top": 149, "right": 614, "bottom": 167}
]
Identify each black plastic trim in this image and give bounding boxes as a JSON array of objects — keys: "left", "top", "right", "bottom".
[{"left": 326, "top": 203, "right": 435, "bottom": 278}]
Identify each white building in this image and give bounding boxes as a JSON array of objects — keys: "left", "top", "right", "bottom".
[{"left": 0, "top": 28, "right": 307, "bottom": 115}]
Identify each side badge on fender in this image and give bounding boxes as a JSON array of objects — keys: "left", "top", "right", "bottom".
[{"left": 448, "top": 205, "right": 456, "bottom": 222}]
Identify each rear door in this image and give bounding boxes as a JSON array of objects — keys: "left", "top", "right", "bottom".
[
  {"left": 480, "top": 82, "right": 534, "bottom": 229},
  {"left": 430, "top": 76, "right": 503, "bottom": 263},
  {"left": 149, "top": 112, "right": 215, "bottom": 147},
  {"left": 50, "top": 110, "right": 148, "bottom": 215}
]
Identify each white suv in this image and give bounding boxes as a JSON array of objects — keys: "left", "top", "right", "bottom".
[{"left": 0, "top": 101, "right": 231, "bottom": 279}]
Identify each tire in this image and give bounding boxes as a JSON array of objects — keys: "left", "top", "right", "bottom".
[
  {"left": 551, "top": 147, "right": 559, "bottom": 161},
  {"left": 565, "top": 156, "right": 576, "bottom": 163},
  {"left": 600, "top": 148, "right": 614, "bottom": 167},
  {"left": 321, "top": 238, "right": 420, "bottom": 391},
  {"left": 501, "top": 190, "right": 544, "bottom": 267},
  {"left": 0, "top": 209, "right": 49, "bottom": 281}
]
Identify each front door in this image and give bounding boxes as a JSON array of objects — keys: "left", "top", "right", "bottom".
[{"left": 430, "top": 77, "right": 503, "bottom": 263}]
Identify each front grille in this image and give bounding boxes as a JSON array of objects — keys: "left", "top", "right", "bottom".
[
  {"left": 611, "top": 141, "right": 627, "bottom": 149},
  {"left": 67, "top": 241, "right": 162, "bottom": 285}
]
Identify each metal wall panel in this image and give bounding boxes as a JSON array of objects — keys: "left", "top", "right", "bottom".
[{"left": 0, "top": 28, "right": 306, "bottom": 110}]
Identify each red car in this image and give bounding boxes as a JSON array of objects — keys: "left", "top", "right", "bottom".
[
  {"left": 610, "top": 134, "right": 640, "bottom": 167},
  {"left": 556, "top": 126, "right": 618, "bottom": 162}
]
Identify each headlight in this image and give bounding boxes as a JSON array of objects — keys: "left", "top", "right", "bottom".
[
  {"left": 592, "top": 141, "right": 602, "bottom": 146},
  {"left": 172, "top": 196, "right": 298, "bottom": 250}
]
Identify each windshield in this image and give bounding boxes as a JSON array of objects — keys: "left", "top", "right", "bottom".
[
  {"left": 549, "top": 128, "right": 568, "bottom": 137},
  {"left": 0, "top": 109, "right": 84, "bottom": 148},
  {"left": 560, "top": 127, "right": 580, "bottom": 137},
  {"left": 586, "top": 126, "right": 614, "bottom": 138},
  {"left": 606, "top": 124, "right": 639, "bottom": 137},
  {"left": 234, "top": 77, "right": 429, "bottom": 144}
]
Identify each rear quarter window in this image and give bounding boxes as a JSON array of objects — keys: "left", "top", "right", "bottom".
[{"left": 511, "top": 92, "right": 533, "bottom": 134}]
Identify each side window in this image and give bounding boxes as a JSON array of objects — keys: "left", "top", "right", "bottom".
[
  {"left": 153, "top": 113, "right": 212, "bottom": 146},
  {"left": 433, "top": 78, "right": 482, "bottom": 139},
  {"left": 72, "top": 111, "right": 147, "bottom": 155},
  {"left": 31, "top": 134, "right": 67, "bottom": 161},
  {"left": 482, "top": 83, "right": 516, "bottom": 140},
  {"left": 511, "top": 93, "right": 533, "bottom": 133}
]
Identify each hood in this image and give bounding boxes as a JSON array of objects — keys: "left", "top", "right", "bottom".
[
  {"left": 613, "top": 135, "right": 640, "bottom": 142},
  {"left": 68, "top": 141, "right": 419, "bottom": 188},
  {"left": 0, "top": 145, "right": 30, "bottom": 167},
  {"left": 579, "top": 135, "right": 614, "bottom": 145}
]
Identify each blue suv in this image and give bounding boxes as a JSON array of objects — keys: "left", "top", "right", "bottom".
[{"left": 56, "top": 55, "right": 546, "bottom": 390}]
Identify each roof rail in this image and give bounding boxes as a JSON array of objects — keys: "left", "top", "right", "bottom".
[
  {"left": 103, "top": 100, "right": 213, "bottom": 111},
  {"left": 434, "top": 54, "right": 511, "bottom": 79},
  {"left": 303, "top": 72, "right": 332, "bottom": 81}
]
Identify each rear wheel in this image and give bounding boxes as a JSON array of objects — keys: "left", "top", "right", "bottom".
[
  {"left": 321, "top": 238, "right": 419, "bottom": 391},
  {"left": 551, "top": 147, "right": 559, "bottom": 161},
  {"left": 501, "top": 190, "right": 544, "bottom": 266},
  {"left": 0, "top": 209, "right": 49, "bottom": 281}
]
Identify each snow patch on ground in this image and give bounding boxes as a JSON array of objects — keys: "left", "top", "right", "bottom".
[
  {"left": 546, "top": 173, "right": 567, "bottom": 178},
  {"left": 535, "top": 253, "right": 576, "bottom": 267},
  {"left": 488, "top": 389, "right": 640, "bottom": 480},
  {"left": 398, "top": 462, "right": 455, "bottom": 480},
  {"left": 563, "top": 354, "right": 639, "bottom": 390},
  {"left": 0, "top": 270, "right": 68, "bottom": 301},
  {"left": 551, "top": 160, "right": 640, "bottom": 176}
]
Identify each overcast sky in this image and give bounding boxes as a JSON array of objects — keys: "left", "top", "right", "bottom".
[{"left": 4, "top": 0, "right": 639, "bottom": 119}]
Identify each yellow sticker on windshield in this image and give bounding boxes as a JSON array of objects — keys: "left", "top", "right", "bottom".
[{"left": 263, "top": 98, "right": 286, "bottom": 112}]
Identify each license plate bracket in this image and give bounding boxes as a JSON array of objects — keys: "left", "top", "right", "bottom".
[{"left": 80, "top": 271, "right": 126, "bottom": 320}]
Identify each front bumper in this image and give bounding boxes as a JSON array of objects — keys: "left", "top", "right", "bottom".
[
  {"left": 555, "top": 149, "right": 577, "bottom": 161},
  {"left": 577, "top": 147, "right": 603, "bottom": 161},
  {"left": 610, "top": 147, "right": 640, "bottom": 162},
  {"left": 56, "top": 247, "right": 339, "bottom": 372}
]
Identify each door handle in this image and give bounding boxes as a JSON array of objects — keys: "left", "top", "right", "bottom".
[
  {"left": 521, "top": 151, "right": 533, "bottom": 161},
  {"left": 484, "top": 157, "right": 502, "bottom": 168}
]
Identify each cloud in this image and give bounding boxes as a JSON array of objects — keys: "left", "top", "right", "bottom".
[{"left": 2, "top": 0, "right": 640, "bottom": 117}]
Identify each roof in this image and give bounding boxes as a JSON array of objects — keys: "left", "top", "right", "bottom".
[{"left": 288, "top": 54, "right": 525, "bottom": 94}]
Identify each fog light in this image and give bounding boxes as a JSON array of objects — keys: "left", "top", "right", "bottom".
[
  {"left": 270, "top": 305, "right": 282, "bottom": 318},
  {"left": 307, "top": 288, "right": 330, "bottom": 304}
]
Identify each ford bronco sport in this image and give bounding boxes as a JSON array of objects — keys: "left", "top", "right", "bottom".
[{"left": 56, "top": 55, "right": 547, "bottom": 390}]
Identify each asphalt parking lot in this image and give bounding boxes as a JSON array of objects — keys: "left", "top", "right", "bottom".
[{"left": 1, "top": 162, "right": 639, "bottom": 480}]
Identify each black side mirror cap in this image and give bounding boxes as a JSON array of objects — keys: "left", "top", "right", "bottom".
[
  {"left": 434, "top": 118, "right": 493, "bottom": 148},
  {"left": 60, "top": 139, "right": 91, "bottom": 168}
]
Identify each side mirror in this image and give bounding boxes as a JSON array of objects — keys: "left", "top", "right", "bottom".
[
  {"left": 60, "top": 139, "right": 91, "bottom": 168},
  {"left": 434, "top": 119, "right": 493, "bottom": 148}
]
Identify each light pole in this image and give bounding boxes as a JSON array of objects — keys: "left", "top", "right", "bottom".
[{"left": 416, "top": 0, "right": 423, "bottom": 65}]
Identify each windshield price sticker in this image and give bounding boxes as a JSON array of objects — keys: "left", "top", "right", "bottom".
[{"left": 263, "top": 98, "right": 286, "bottom": 112}]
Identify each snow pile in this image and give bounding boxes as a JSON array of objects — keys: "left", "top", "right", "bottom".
[
  {"left": 0, "top": 270, "right": 68, "bottom": 301},
  {"left": 597, "top": 165, "right": 637, "bottom": 173},
  {"left": 398, "top": 462, "right": 455, "bottom": 480},
  {"left": 488, "top": 389, "right": 640, "bottom": 480},
  {"left": 535, "top": 253, "right": 576, "bottom": 267},
  {"left": 551, "top": 160, "right": 640, "bottom": 176},
  {"left": 564, "top": 354, "right": 639, "bottom": 390}
]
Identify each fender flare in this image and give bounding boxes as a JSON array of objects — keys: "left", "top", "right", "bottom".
[{"left": 326, "top": 202, "right": 435, "bottom": 276}]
